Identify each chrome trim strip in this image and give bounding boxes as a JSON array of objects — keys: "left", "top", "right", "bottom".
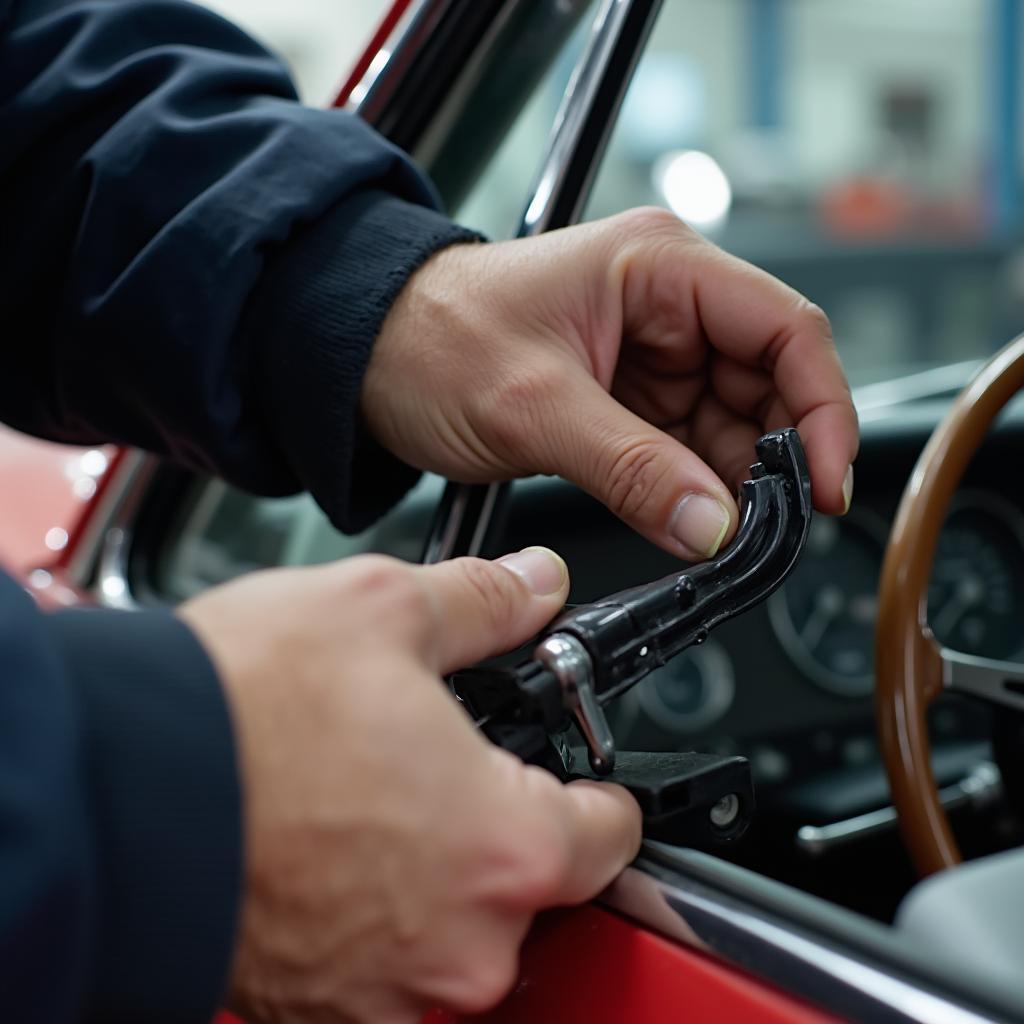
[
  {"left": 425, "top": 0, "right": 662, "bottom": 562},
  {"left": 795, "top": 762, "right": 1003, "bottom": 856},
  {"left": 523, "top": 0, "right": 648, "bottom": 233},
  {"left": 63, "top": 450, "right": 153, "bottom": 592},
  {"left": 655, "top": 885, "right": 994, "bottom": 1024},
  {"left": 423, "top": 484, "right": 471, "bottom": 564},
  {"left": 345, "top": 0, "right": 442, "bottom": 113},
  {"left": 603, "top": 849, "right": 1005, "bottom": 1024},
  {"left": 409, "top": 0, "right": 526, "bottom": 170},
  {"left": 92, "top": 456, "right": 160, "bottom": 609},
  {"left": 467, "top": 479, "right": 501, "bottom": 557}
]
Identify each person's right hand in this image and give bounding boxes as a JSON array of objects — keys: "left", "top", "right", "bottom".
[{"left": 178, "top": 547, "right": 640, "bottom": 1024}]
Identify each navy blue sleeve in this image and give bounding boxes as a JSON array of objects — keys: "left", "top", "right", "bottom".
[
  {"left": 0, "top": 0, "right": 480, "bottom": 531},
  {"left": 0, "top": 570, "right": 241, "bottom": 1023}
]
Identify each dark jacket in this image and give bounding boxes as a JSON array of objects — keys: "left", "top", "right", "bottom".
[{"left": 0, "top": 1, "right": 476, "bottom": 1019}]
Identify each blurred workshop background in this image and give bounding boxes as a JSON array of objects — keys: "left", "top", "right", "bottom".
[{"left": 192, "top": 0, "right": 1024, "bottom": 389}]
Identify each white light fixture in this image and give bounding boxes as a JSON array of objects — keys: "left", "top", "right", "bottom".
[{"left": 654, "top": 150, "right": 732, "bottom": 232}]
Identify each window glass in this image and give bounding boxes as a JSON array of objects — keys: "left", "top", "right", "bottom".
[
  {"left": 456, "top": 26, "right": 590, "bottom": 237},
  {"left": 156, "top": 475, "right": 446, "bottom": 603},
  {"left": 586, "top": 0, "right": 1024, "bottom": 386}
]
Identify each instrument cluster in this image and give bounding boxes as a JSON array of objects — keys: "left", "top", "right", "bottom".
[
  {"left": 772, "top": 490, "right": 1024, "bottom": 697},
  {"left": 616, "top": 488, "right": 1024, "bottom": 740}
]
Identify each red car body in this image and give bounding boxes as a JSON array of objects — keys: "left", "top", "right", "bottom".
[{"left": 0, "top": 426, "right": 83, "bottom": 577}]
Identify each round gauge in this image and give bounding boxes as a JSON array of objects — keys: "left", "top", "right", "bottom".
[
  {"left": 769, "top": 510, "right": 886, "bottom": 697},
  {"left": 928, "top": 492, "right": 1024, "bottom": 660},
  {"left": 636, "top": 640, "right": 735, "bottom": 735}
]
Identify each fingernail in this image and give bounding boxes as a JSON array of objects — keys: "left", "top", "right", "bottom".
[
  {"left": 669, "top": 494, "right": 730, "bottom": 558},
  {"left": 842, "top": 465, "right": 855, "bottom": 514},
  {"left": 497, "top": 546, "right": 568, "bottom": 595}
]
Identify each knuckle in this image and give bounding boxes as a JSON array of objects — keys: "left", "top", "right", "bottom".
[
  {"left": 616, "top": 204, "right": 686, "bottom": 238},
  {"left": 347, "top": 555, "right": 429, "bottom": 626},
  {"left": 604, "top": 440, "right": 672, "bottom": 523},
  {"left": 799, "top": 298, "right": 834, "bottom": 341},
  {"left": 762, "top": 298, "right": 834, "bottom": 372}
]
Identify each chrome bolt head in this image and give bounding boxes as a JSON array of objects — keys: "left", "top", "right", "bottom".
[{"left": 709, "top": 793, "right": 740, "bottom": 829}]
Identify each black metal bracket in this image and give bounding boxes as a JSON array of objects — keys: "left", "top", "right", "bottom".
[{"left": 569, "top": 750, "right": 755, "bottom": 846}]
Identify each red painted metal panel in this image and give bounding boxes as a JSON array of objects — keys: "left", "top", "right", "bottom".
[
  {"left": 427, "top": 905, "right": 842, "bottom": 1024},
  {"left": 217, "top": 905, "right": 840, "bottom": 1024},
  {"left": 0, "top": 426, "right": 85, "bottom": 576}
]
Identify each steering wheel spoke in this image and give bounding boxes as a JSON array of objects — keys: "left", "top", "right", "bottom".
[{"left": 941, "top": 647, "right": 1024, "bottom": 712}]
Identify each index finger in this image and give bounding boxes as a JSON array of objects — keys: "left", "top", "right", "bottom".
[
  {"left": 618, "top": 219, "right": 859, "bottom": 514},
  {"left": 689, "top": 246, "right": 859, "bottom": 513}
]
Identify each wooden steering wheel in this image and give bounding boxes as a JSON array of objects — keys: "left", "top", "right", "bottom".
[{"left": 876, "top": 334, "right": 1024, "bottom": 876}]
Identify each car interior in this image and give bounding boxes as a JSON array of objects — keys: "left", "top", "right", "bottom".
[{"left": 92, "top": 0, "right": 1024, "bottom": 1018}]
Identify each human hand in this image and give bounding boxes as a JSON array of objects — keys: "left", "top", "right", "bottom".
[
  {"left": 178, "top": 548, "right": 640, "bottom": 1024},
  {"left": 363, "top": 208, "right": 858, "bottom": 562}
]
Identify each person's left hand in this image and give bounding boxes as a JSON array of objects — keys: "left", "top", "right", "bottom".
[{"left": 363, "top": 207, "right": 858, "bottom": 562}]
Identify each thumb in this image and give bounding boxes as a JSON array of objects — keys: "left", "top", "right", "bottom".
[
  {"left": 549, "top": 375, "right": 739, "bottom": 561},
  {"left": 410, "top": 548, "right": 570, "bottom": 672}
]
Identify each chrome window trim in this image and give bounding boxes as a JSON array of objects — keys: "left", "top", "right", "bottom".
[
  {"left": 351, "top": 0, "right": 482, "bottom": 127},
  {"left": 423, "top": 0, "right": 664, "bottom": 562},
  {"left": 91, "top": 455, "right": 159, "bottom": 609},
  {"left": 343, "top": 0, "right": 437, "bottom": 113},
  {"left": 601, "top": 844, "right": 1012, "bottom": 1024},
  {"left": 60, "top": 450, "right": 153, "bottom": 603},
  {"left": 407, "top": 0, "right": 531, "bottom": 170},
  {"left": 522, "top": 0, "right": 658, "bottom": 233}
]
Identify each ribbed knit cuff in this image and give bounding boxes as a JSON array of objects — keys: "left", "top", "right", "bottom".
[
  {"left": 247, "top": 190, "right": 482, "bottom": 533},
  {"left": 50, "top": 608, "right": 242, "bottom": 1024}
]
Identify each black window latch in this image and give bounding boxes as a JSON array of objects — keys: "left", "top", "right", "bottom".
[{"left": 450, "top": 428, "right": 813, "bottom": 847}]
